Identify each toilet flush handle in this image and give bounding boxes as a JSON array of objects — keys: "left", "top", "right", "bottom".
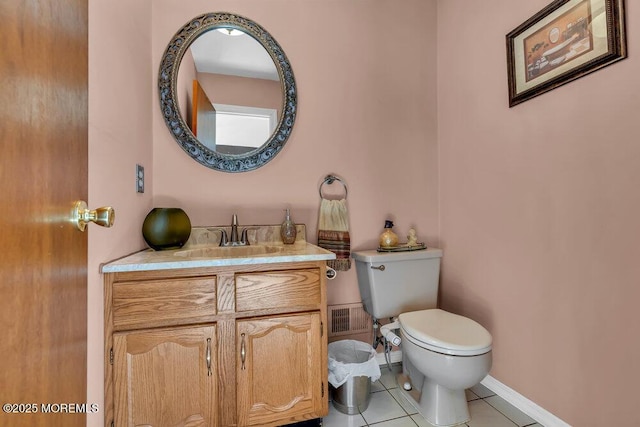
[{"left": 371, "top": 265, "right": 385, "bottom": 271}]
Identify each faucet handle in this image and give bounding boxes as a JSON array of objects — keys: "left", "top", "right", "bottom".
[
  {"left": 240, "top": 227, "right": 260, "bottom": 246},
  {"left": 205, "top": 227, "right": 230, "bottom": 246},
  {"left": 216, "top": 229, "right": 228, "bottom": 246}
]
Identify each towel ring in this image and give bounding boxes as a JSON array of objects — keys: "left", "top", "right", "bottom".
[{"left": 319, "top": 175, "right": 348, "bottom": 199}]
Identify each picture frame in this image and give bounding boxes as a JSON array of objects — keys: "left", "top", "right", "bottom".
[{"left": 506, "top": 0, "right": 626, "bottom": 107}]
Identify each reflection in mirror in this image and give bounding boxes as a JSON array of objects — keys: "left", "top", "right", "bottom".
[
  {"left": 208, "top": 104, "right": 277, "bottom": 154},
  {"left": 177, "top": 29, "right": 280, "bottom": 154},
  {"left": 158, "top": 13, "right": 297, "bottom": 172}
]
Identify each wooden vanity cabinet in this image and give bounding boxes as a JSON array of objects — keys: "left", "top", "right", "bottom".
[
  {"left": 113, "top": 325, "right": 218, "bottom": 426},
  {"left": 236, "top": 313, "right": 323, "bottom": 426},
  {"left": 104, "top": 261, "right": 328, "bottom": 427}
]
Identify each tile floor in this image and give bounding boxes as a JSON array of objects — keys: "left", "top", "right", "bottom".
[{"left": 323, "top": 364, "right": 542, "bottom": 427}]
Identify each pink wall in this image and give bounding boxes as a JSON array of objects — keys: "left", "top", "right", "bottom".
[
  {"left": 87, "top": 0, "right": 640, "bottom": 425},
  {"left": 86, "top": 2, "right": 437, "bottom": 425},
  {"left": 87, "top": 1, "right": 640, "bottom": 425},
  {"left": 152, "top": 0, "right": 439, "bottom": 306},
  {"left": 197, "top": 73, "right": 281, "bottom": 113},
  {"left": 87, "top": 1, "right": 153, "bottom": 425},
  {"left": 438, "top": 1, "right": 640, "bottom": 425}
]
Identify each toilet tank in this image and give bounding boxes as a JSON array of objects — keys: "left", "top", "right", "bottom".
[{"left": 352, "top": 248, "right": 443, "bottom": 319}]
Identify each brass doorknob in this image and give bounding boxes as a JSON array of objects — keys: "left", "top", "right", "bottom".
[{"left": 72, "top": 200, "right": 115, "bottom": 231}]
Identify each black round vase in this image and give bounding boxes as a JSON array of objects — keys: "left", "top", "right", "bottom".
[{"left": 142, "top": 208, "right": 191, "bottom": 250}]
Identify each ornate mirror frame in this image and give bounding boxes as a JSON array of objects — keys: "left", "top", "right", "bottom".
[{"left": 158, "top": 13, "right": 297, "bottom": 172}]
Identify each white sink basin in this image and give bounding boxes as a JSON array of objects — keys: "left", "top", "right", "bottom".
[{"left": 174, "top": 245, "right": 285, "bottom": 258}]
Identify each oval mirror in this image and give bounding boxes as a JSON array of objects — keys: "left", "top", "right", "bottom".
[{"left": 158, "top": 13, "right": 297, "bottom": 172}]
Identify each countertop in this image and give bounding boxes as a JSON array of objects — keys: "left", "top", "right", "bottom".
[{"left": 101, "top": 241, "right": 335, "bottom": 273}]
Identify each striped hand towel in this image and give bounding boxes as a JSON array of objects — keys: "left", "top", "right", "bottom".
[{"left": 317, "top": 198, "right": 351, "bottom": 271}]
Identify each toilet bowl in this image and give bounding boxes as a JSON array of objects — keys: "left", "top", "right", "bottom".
[
  {"left": 352, "top": 249, "right": 493, "bottom": 427},
  {"left": 399, "top": 309, "right": 492, "bottom": 426}
]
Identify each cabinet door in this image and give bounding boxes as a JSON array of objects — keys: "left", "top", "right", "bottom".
[
  {"left": 113, "top": 326, "right": 217, "bottom": 427},
  {"left": 237, "top": 313, "right": 324, "bottom": 426}
]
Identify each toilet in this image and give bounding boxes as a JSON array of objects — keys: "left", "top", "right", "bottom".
[{"left": 352, "top": 249, "right": 492, "bottom": 427}]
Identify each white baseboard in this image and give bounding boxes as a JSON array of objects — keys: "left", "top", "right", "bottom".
[
  {"left": 375, "top": 350, "right": 570, "bottom": 427},
  {"left": 481, "top": 375, "right": 571, "bottom": 427}
]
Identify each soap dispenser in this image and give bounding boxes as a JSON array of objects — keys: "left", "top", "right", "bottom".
[
  {"left": 379, "top": 220, "right": 399, "bottom": 248},
  {"left": 281, "top": 209, "right": 297, "bottom": 244}
]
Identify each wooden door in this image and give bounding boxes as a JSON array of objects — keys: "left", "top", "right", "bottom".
[
  {"left": 113, "top": 326, "right": 218, "bottom": 427},
  {"left": 237, "top": 313, "right": 324, "bottom": 426},
  {"left": 0, "top": 1, "right": 88, "bottom": 426}
]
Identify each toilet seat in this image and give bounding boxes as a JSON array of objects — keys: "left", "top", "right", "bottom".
[{"left": 399, "top": 309, "right": 492, "bottom": 356}]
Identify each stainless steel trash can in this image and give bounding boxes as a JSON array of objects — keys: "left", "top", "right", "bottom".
[
  {"left": 330, "top": 375, "right": 372, "bottom": 415},
  {"left": 328, "top": 339, "right": 380, "bottom": 415}
]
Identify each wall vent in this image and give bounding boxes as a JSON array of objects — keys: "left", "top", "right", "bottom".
[{"left": 328, "top": 303, "right": 372, "bottom": 337}]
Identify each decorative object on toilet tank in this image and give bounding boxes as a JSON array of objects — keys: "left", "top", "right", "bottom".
[
  {"left": 407, "top": 228, "right": 419, "bottom": 247},
  {"left": 142, "top": 208, "right": 191, "bottom": 250},
  {"left": 379, "top": 220, "right": 399, "bottom": 249},
  {"left": 377, "top": 226, "right": 426, "bottom": 252}
]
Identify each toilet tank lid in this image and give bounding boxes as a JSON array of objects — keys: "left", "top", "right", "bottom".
[{"left": 352, "top": 248, "right": 442, "bottom": 263}]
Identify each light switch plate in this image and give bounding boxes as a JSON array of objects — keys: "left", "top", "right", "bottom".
[{"left": 136, "top": 164, "right": 144, "bottom": 193}]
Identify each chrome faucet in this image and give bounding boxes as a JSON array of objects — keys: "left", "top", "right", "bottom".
[
  {"left": 230, "top": 214, "right": 239, "bottom": 244},
  {"left": 218, "top": 214, "right": 249, "bottom": 246}
]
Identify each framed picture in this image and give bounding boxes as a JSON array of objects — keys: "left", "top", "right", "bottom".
[{"left": 506, "top": 0, "right": 626, "bottom": 107}]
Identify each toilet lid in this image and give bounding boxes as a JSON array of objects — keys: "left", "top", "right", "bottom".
[{"left": 399, "top": 309, "right": 492, "bottom": 356}]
